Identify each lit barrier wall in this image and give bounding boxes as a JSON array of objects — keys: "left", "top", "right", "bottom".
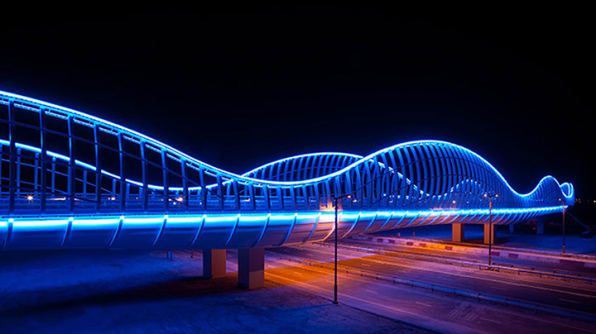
[{"left": 0, "top": 91, "right": 574, "bottom": 249}]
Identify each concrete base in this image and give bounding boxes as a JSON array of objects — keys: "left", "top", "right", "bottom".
[
  {"left": 483, "top": 224, "right": 495, "bottom": 245},
  {"left": 202, "top": 249, "right": 227, "bottom": 278},
  {"left": 238, "top": 248, "right": 265, "bottom": 289},
  {"left": 451, "top": 223, "right": 464, "bottom": 242}
]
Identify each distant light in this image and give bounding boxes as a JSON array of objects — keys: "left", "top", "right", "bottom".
[
  {"left": 26, "top": 195, "right": 34, "bottom": 201},
  {"left": 176, "top": 196, "right": 184, "bottom": 203},
  {"left": 452, "top": 200, "right": 456, "bottom": 204}
]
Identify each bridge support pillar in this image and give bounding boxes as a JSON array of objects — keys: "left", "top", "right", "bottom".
[
  {"left": 451, "top": 223, "right": 464, "bottom": 242},
  {"left": 238, "top": 248, "right": 265, "bottom": 289},
  {"left": 509, "top": 224, "right": 515, "bottom": 234},
  {"left": 202, "top": 249, "right": 227, "bottom": 279},
  {"left": 483, "top": 224, "right": 495, "bottom": 245},
  {"left": 536, "top": 221, "right": 544, "bottom": 235}
]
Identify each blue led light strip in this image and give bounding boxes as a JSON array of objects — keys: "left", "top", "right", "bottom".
[
  {"left": 1, "top": 205, "right": 565, "bottom": 232},
  {"left": 0, "top": 89, "right": 575, "bottom": 251}
]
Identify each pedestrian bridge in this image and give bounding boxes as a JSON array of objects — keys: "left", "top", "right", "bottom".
[{"left": 0, "top": 90, "right": 575, "bottom": 251}]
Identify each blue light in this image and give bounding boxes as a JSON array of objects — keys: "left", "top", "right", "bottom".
[
  {"left": 0, "top": 90, "right": 576, "bottom": 250},
  {"left": 0, "top": 206, "right": 565, "bottom": 230},
  {"left": 1, "top": 89, "right": 575, "bottom": 194},
  {"left": 73, "top": 218, "right": 120, "bottom": 227},
  {"left": 12, "top": 218, "right": 70, "bottom": 230}
]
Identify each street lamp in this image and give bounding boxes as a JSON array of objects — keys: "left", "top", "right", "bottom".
[
  {"left": 331, "top": 192, "right": 357, "bottom": 305},
  {"left": 329, "top": 167, "right": 431, "bottom": 304},
  {"left": 562, "top": 204, "right": 567, "bottom": 255},
  {"left": 333, "top": 196, "right": 339, "bottom": 305},
  {"left": 483, "top": 192, "right": 498, "bottom": 268}
]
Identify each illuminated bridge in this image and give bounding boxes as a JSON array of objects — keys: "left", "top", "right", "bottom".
[{"left": 0, "top": 90, "right": 574, "bottom": 288}]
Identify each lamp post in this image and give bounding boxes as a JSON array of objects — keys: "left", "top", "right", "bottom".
[
  {"left": 330, "top": 165, "right": 391, "bottom": 305},
  {"left": 333, "top": 196, "right": 339, "bottom": 304},
  {"left": 483, "top": 192, "right": 498, "bottom": 268},
  {"left": 488, "top": 196, "right": 493, "bottom": 267},
  {"left": 562, "top": 205, "right": 567, "bottom": 255},
  {"left": 331, "top": 192, "right": 355, "bottom": 305}
]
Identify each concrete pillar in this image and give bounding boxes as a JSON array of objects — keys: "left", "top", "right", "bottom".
[
  {"left": 483, "top": 224, "right": 495, "bottom": 245},
  {"left": 202, "top": 249, "right": 227, "bottom": 278},
  {"left": 536, "top": 221, "right": 544, "bottom": 235},
  {"left": 452, "top": 223, "right": 464, "bottom": 242},
  {"left": 508, "top": 224, "right": 515, "bottom": 234},
  {"left": 238, "top": 248, "right": 265, "bottom": 289}
]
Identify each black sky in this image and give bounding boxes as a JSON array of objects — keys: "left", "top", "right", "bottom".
[{"left": 1, "top": 5, "right": 593, "bottom": 198}]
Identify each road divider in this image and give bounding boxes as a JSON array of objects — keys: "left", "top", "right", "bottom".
[{"left": 351, "top": 235, "right": 596, "bottom": 269}]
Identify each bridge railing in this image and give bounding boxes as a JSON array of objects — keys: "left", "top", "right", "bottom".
[{"left": 1, "top": 91, "right": 573, "bottom": 219}]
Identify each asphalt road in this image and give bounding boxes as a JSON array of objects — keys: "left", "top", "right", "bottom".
[
  {"left": 259, "top": 242, "right": 596, "bottom": 334},
  {"left": 0, "top": 250, "right": 425, "bottom": 334},
  {"left": 344, "top": 236, "right": 596, "bottom": 276},
  {"left": 0, "top": 240, "right": 594, "bottom": 333}
]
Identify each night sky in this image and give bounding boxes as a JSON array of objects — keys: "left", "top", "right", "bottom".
[{"left": 1, "top": 5, "right": 593, "bottom": 199}]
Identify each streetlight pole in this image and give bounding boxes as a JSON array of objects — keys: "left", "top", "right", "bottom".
[
  {"left": 488, "top": 195, "right": 493, "bottom": 268},
  {"left": 333, "top": 196, "right": 339, "bottom": 304},
  {"left": 483, "top": 192, "right": 497, "bottom": 268},
  {"left": 330, "top": 167, "right": 387, "bottom": 304},
  {"left": 330, "top": 189, "right": 379, "bottom": 304},
  {"left": 562, "top": 206, "right": 567, "bottom": 255}
]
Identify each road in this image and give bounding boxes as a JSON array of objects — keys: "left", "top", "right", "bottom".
[
  {"left": 345, "top": 235, "right": 596, "bottom": 276},
  {"left": 250, "top": 240, "right": 596, "bottom": 334},
  {"left": 1, "top": 238, "right": 594, "bottom": 333}
]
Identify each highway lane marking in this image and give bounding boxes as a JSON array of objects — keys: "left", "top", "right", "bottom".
[
  {"left": 272, "top": 258, "right": 596, "bottom": 317},
  {"left": 266, "top": 271, "right": 422, "bottom": 318},
  {"left": 292, "top": 246, "right": 596, "bottom": 299},
  {"left": 364, "top": 288, "right": 381, "bottom": 295},
  {"left": 266, "top": 266, "right": 596, "bottom": 334},
  {"left": 316, "top": 251, "right": 595, "bottom": 298},
  {"left": 326, "top": 242, "right": 596, "bottom": 284},
  {"left": 265, "top": 270, "right": 471, "bottom": 334},
  {"left": 360, "top": 256, "right": 596, "bottom": 299},
  {"left": 479, "top": 317, "right": 502, "bottom": 325},
  {"left": 268, "top": 257, "right": 596, "bottom": 328}
]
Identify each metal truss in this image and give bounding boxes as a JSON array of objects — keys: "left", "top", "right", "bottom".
[{"left": 0, "top": 91, "right": 575, "bottom": 249}]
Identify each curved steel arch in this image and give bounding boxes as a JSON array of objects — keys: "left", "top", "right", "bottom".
[
  {"left": 242, "top": 152, "right": 363, "bottom": 181},
  {"left": 0, "top": 90, "right": 574, "bottom": 250}
]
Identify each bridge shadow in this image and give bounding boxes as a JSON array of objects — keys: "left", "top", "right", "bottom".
[
  {"left": 0, "top": 274, "right": 245, "bottom": 316},
  {"left": 0, "top": 247, "right": 379, "bottom": 317}
]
